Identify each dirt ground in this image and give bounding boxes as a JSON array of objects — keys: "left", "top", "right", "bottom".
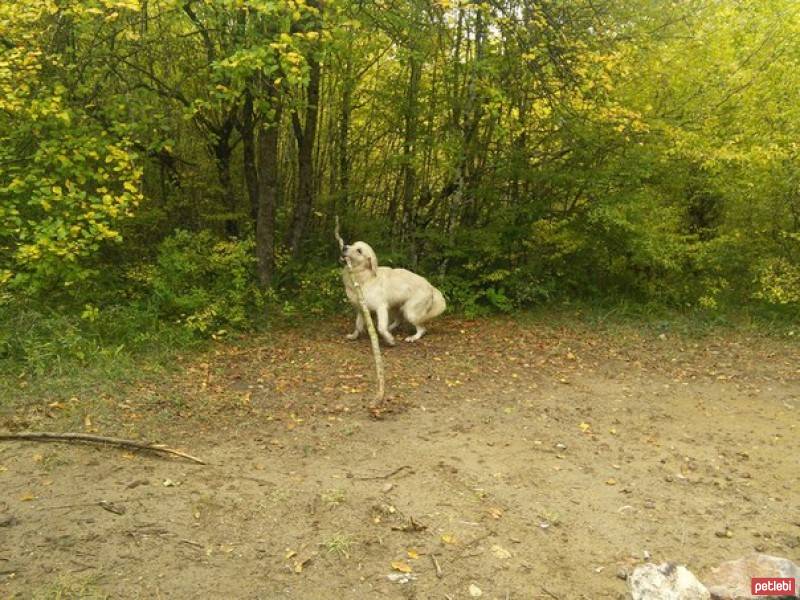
[{"left": 1, "top": 316, "right": 798, "bottom": 599}]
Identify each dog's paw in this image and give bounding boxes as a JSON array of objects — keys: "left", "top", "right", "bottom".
[
  {"left": 345, "top": 332, "right": 359, "bottom": 340},
  {"left": 404, "top": 336, "right": 417, "bottom": 343}
]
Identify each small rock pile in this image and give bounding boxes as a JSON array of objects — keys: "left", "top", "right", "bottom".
[{"left": 629, "top": 554, "right": 799, "bottom": 600}]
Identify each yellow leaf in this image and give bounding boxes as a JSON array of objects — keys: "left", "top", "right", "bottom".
[
  {"left": 391, "top": 560, "right": 412, "bottom": 573},
  {"left": 20, "top": 492, "right": 36, "bottom": 501},
  {"left": 488, "top": 506, "right": 504, "bottom": 519},
  {"left": 606, "top": 478, "right": 617, "bottom": 486},
  {"left": 579, "top": 422, "right": 591, "bottom": 433},
  {"left": 293, "top": 556, "right": 311, "bottom": 573},
  {"left": 407, "top": 549, "right": 419, "bottom": 560},
  {"left": 441, "top": 533, "right": 456, "bottom": 545}
]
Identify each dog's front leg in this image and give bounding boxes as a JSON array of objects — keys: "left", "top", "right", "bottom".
[
  {"left": 375, "top": 305, "right": 396, "bottom": 346},
  {"left": 345, "top": 311, "right": 364, "bottom": 340}
]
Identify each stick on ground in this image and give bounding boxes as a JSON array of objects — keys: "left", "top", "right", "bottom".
[
  {"left": 335, "top": 216, "right": 385, "bottom": 401},
  {"left": 0, "top": 432, "right": 206, "bottom": 464},
  {"left": 430, "top": 553, "right": 443, "bottom": 578},
  {"left": 351, "top": 465, "right": 411, "bottom": 480}
]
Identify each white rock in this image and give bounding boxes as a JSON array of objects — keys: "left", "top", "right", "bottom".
[
  {"left": 629, "top": 563, "right": 710, "bottom": 600},
  {"left": 469, "top": 583, "right": 483, "bottom": 597},
  {"left": 705, "top": 554, "right": 800, "bottom": 600},
  {"left": 386, "top": 573, "right": 416, "bottom": 584}
]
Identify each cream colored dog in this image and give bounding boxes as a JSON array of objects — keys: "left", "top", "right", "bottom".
[{"left": 342, "top": 241, "right": 446, "bottom": 345}]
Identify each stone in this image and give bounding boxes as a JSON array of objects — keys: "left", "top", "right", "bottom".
[
  {"left": 629, "top": 563, "right": 711, "bottom": 600},
  {"left": 705, "top": 554, "right": 800, "bottom": 599}
]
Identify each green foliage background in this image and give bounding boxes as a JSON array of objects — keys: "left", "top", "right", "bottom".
[{"left": 1, "top": 0, "right": 798, "bottom": 371}]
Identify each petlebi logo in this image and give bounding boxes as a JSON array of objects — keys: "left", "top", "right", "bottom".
[{"left": 751, "top": 577, "right": 796, "bottom": 596}]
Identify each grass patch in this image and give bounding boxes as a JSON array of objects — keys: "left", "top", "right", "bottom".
[
  {"left": 0, "top": 301, "right": 206, "bottom": 413},
  {"left": 516, "top": 299, "right": 799, "bottom": 340},
  {"left": 322, "top": 533, "right": 353, "bottom": 559}
]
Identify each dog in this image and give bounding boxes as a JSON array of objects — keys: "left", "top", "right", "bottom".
[{"left": 341, "top": 241, "right": 446, "bottom": 345}]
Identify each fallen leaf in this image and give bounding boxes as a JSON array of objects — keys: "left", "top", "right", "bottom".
[
  {"left": 488, "top": 506, "right": 503, "bottom": 519},
  {"left": 469, "top": 583, "right": 483, "bottom": 597},
  {"left": 391, "top": 560, "right": 412, "bottom": 573},
  {"left": 407, "top": 549, "right": 420, "bottom": 560},
  {"left": 579, "top": 422, "right": 592, "bottom": 433},
  {"left": 20, "top": 492, "right": 36, "bottom": 501},
  {"left": 293, "top": 556, "right": 312, "bottom": 573},
  {"left": 441, "top": 533, "right": 456, "bottom": 545},
  {"left": 606, "top": 478, "right": 618, "bottom": 486}
]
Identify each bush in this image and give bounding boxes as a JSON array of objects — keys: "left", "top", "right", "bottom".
[
  {"left": 149, "top": 230, "right": 264, "bottom": 334},
  {"left": 271, "top": 249, "right": 348, "bottom": 317},
  {"left": 755, "top": 257, "right": 800, "bottom": 306}
]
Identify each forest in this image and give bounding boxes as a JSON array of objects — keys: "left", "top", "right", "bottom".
[
  {"left": 2, "top": 3, "right": 800, "bottom": 598},
  {"left": 2, "top": 0, "right": 799, "bottom": 368}
]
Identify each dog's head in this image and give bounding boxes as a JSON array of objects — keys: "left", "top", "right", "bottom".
[{"left": 342, "top": 241, "right": 378, "bottom": 275}]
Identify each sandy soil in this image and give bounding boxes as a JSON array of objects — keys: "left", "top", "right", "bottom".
[{"left": 1, "top": 316, "right": 798, "bottom": 599}]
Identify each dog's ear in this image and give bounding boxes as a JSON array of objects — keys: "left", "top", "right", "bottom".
[{"left": 365, "top": 245, "right": 378, "bottom": 275}]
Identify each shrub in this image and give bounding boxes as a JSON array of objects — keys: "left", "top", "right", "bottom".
[{"left": 149, "top": 230, "right": 264, "bottom": 334}]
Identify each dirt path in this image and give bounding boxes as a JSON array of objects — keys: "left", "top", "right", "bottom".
[{"left": 1, "top": 317, "right": 798, "bottom": 598}]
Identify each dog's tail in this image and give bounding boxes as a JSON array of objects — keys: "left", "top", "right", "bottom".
[{"left": 426, "top": 287, "right": 446, "bottom": 321}]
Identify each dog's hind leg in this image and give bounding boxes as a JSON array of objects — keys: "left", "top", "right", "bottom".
[
  {"left": 345, "top": 311, "right": 364, "bottom": 340},
  {"left": 404, "top": 325, "right": 427, "bottom": 342},
  {"left": 375, "top": 305, "right": 396, "bottom": 346},
  {"left": 401, "top": 291, "right": 434, "bottom": 342}
]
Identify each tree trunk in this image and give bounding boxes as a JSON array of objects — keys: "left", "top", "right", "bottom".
[
  {"left": 213, "top": 133, "right": 238, "bottom": 237},
  {"left": 241, "top": 88, "right": 259, "bottom": 225},
  {"left": 287, "top": 0, "right": 322, "bottom": 257},
  {"left": 338, "top": 58, "right": 353, "bottom": 217},
  {"left": 256, "top": 92, "right": 282, "bottom": 287},
  {"left": 456, "top": 7, "right": 485, "bottom": 228},
  {"left": 398, "top": 54, "right": 422, "bottom": 237}
]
